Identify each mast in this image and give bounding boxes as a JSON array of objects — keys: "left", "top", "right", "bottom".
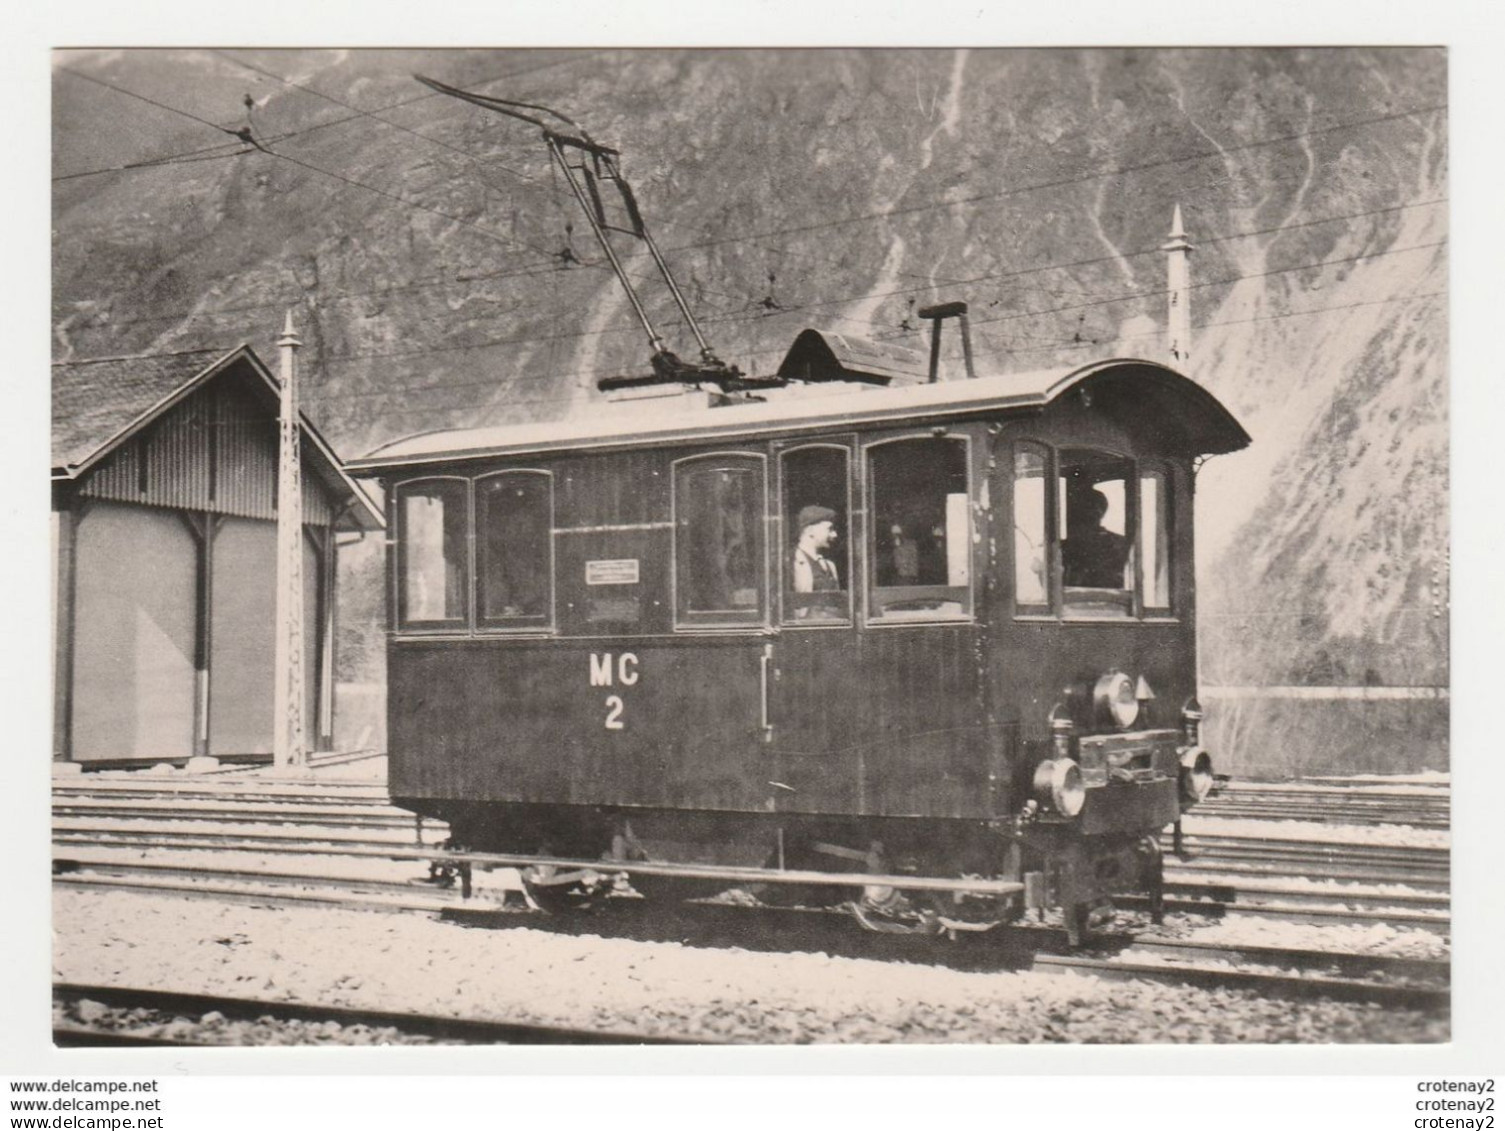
[
  {"left": 273, "top": 310, "right": 306, "bottom": 770},
  {"left": 1162, "top": 203, "right": 1193, "bottom": 368}
]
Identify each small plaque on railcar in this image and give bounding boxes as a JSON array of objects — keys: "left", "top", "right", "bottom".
[{"left": 585, "top": 559, "right": 641, "bottom": 585}]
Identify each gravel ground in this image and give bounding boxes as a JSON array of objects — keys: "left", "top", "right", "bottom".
[
  {"left": 53, "top": 888, "right": 1447, "bottom": 1044},
  {"left": 54, "top": 999, "right": 449, "bottom": 1046}
]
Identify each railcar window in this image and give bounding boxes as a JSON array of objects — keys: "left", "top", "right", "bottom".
[
  {"left": 674, "top": 457, "right": 765, "bottom": 627},
  {"left": 868, "top": 437, "right": 971, "bottom": 621},
  {"left": 1059, "top": 450, "right": 1134, "bottom": 618},
  {"left": 396, "top": 479, "right": 468, "bottom": 629},
  {"left": 1013, "top": 444, "right": 1050, "bottom": 609},
  {"left": 476, "top": 472, "right": 552, "bottom": 628},
  {"left": 1140, "top": 465, "right": 1172, "bottom": 611},
  {"left": 781, "top": 446, "right": 851, "bottom": 624}
]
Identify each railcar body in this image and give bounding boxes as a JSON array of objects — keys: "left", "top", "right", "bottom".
[{"left": 350, "top": 351, "right": 1249, "bottom": 940}]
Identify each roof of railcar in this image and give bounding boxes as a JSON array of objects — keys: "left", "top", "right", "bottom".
[{"left": 349, "top": 357, "right": 1249, "bottom": 471}]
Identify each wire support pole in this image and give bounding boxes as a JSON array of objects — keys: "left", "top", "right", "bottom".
[
  {"left": 273, "top": 311, "right": 306, "bottom": 770},
  {"left": 545, "top": 138, "right": 665, "bottom": 356}
]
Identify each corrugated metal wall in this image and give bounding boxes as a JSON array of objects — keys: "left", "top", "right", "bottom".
[{"left": 79, "top": 377, "right": 335, "bottom": 527}]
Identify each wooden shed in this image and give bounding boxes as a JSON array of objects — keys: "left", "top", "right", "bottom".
[{"left": 51, "top": 345, "right": 383, "bottom": 766}]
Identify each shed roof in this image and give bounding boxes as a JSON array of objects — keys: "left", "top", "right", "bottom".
[
  {"left": 52, "top": 345, "right": 384, "bottom": 531},
  {"left": 350, "top": 355, "right": 1250, "bottom": 471}
]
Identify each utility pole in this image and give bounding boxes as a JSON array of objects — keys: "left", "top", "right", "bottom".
[
  {"left": 1162, "top": 203, "right": 1193, "bottom": 369},
  {"left": 273, "top": 310, "right": 306, "bottom": 771}
]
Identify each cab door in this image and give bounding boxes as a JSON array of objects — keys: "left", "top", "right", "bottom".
[{"left": 764, "top": 438, "right": 861, "bottom": 809}]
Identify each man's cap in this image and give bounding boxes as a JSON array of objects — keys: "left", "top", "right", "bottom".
[{"left": 797, "top": 505, "right": 837, "bottom": 532}]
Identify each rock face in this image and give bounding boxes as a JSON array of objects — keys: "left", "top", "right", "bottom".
[{"left": 52, "top": 48, "right": 1448, "bottom": 773}]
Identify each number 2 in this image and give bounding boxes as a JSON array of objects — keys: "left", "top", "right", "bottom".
[{"left": 604, "top": 695, "right": 625, "bottom": 730}]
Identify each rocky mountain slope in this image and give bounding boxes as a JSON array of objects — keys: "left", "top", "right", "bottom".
[{"left": 52, "top": 47, "right": 1449, "bottom": 769}]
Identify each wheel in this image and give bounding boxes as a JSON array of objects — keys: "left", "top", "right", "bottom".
[
  {"left": 519, "top": 851, "right": 608, "bottom": 913},
  {"left": 627, "top": 869, "right": 727, "bottom": 904},
  {"left": 919, "top": 885, "right": 1015, "bottom": 934},
  {"left": 750, "top": 840, "right": 847, "bottom": 909},
  {"left": 850, "top": 886, "right": 941, "bottom": 936}
]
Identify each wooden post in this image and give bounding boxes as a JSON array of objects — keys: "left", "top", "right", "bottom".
[
  {"left": 1162, "top": 204, "right": 1193, "bottom": 368},
  {"left": 187, "top": 512, "right": 215, "bottom": 758},
  {"left": 273, "top": 311, "right": 307, "bottom": 770}
]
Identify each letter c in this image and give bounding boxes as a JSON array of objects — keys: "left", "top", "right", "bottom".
[{"left": 618, "top": 653, "right": 639, "bottom": 685}]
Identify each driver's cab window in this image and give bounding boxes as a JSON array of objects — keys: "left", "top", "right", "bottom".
[
  {"left": 1059, "top": 450, "right": 1134, "bottom": 618},
  {"left": 1012, "top": 443, "right": 1050, "bottom": 610},
  {"left": 781, "top": 445, "right": 851, "bottom": 624},
  {"left": 868, "top": 436, "right": 972, "bottom": 621}
]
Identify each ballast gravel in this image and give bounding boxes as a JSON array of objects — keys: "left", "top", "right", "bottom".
[{"left": 53, "top": 889, "right": 1446, "bottom": 1045}]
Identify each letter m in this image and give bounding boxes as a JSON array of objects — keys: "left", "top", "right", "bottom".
[{"left": 589, "top": 654, "right": 613, "bottom": 687}]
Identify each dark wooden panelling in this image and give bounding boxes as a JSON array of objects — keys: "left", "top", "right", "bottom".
[
  {"left": 390, "top": 637, "right": 775, "bottom": 813},
  {"left": 388, "top": 628, "right": 999, "bottom": 822},
  {"left": 555, "top": 528, "right": 671, "bottom": 636},
  {"left": 769, "top": 624, "right": 995, "bottom": 818},
  {"left": 556, "top": 449, "right": 667, "bottom": 528}
]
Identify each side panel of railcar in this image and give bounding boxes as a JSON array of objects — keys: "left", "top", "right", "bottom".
[
  {"left": 767, "top": 623, "right": 998, "bottom": 818},
  {"left": 389, "top": 636, "right": 772, "bottom": 810},
  {"left": 386, "top": 421, "right": 1005, "bottom": 822}
]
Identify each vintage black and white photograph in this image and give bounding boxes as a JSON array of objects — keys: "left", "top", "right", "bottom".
[{"left": 46, "top": 45, "right": 1450, "bottom": 1048}]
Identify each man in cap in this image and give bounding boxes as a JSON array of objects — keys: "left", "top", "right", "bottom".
[{"left": 791, "top": 504, "right": 843, "bottom": 617}]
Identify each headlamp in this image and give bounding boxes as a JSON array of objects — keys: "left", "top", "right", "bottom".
[
  {"left": 1033, "top": 758, "right": 1086, "bottom": 818},
  {"left": 1094, "top": 671, "right": 1140, "bottom": 730}
]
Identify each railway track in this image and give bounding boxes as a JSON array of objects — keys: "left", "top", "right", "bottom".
[
  {"left": 54, "top": 846, "right": 1452, "bottom": 948},
  {"left": 53, "top": 777, "right": 1452, "bottom": 932},
  {"left": 1194, "top": 782, "right": 1449, "bottom": 828},
  {"left": 54, "top": 865, "right": 1449, "bottom": 1017},
  {"left": 54, "top": 866, "right": 1449, "bottom": 1019},
  {"left": 1033, "top": 948, "right": 1448, "bottom": 1010},
  {"left": 54, "top": 784, "right": 1447, "bottom": 855},
  {"left": 53, "top": 774, "right": 1451, "bottom": 1019},
  {"left": 1162, "top": 832, "right": 1448, "bottom": 881},
  {"left": 54, "top": 982, "right": 710, "bottom": 1046}
]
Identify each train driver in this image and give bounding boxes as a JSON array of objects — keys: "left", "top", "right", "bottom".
[
  {"left": 1062, "top": 485, "right": 1130, "bottom": 589},
  {"left": 791, "top": 504, "right": 843, "bottom": 617}
]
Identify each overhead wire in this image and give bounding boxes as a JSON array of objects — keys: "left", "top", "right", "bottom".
[
  {"left": 58, "top": 62, "right": 572, "bottom": 266},
  {"left": 874, "top": 236, "right": 1449, "bottom": 343},
  {"left": 57, "top": 54, "right": 1444, "bottom": 332},
  {"left": 309, "top": 276, "right": 1446, "bottom": 418},
  {"left": 52, "top": 50, "right": 603, "bottom": 184},
  {"left": 648, "top": 103, "right": 1447, "bottom": 258},
  {"left": 62, "top": 193, "right": 1445, "bottom": 343},
  {"left": 209, "top": 49, "right": 551, "bottom": 198},
  {"left": 64, "top": 200, "right": 1443, "bottom": 379},
  {"left": 55, "top": 57, "right": 1446, "bottom": 428},
  {"left": 309, "top": 288, "right": 1447, "bottom": 426}
]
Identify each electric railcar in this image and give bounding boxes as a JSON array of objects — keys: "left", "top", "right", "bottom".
[{"left": 349, "top": 337, "right": 1250, "bottom": 943}]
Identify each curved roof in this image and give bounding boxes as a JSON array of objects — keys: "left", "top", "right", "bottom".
[{"left": 348, "top": 357, "right": 1250, "bottom": 472}]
